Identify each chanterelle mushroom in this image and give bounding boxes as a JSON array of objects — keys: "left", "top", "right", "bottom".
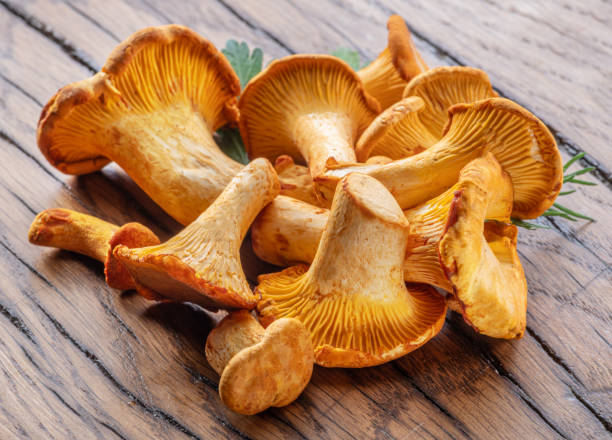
[
  {"left": 205, "top": 310, "right": 313, "bottom": 415},
  {"left": 37, "top": 25, "right": 242, "bottom": 225},
  {"left": 28, "top": 208, "right": 159, "bottom": 290},
  {"left": 113, "top": 158, "right": 279, "bottom": 310},
  {"left": 355, "top": 67, "right": 497, "bottom": 161},
  {"left": 274, "top": 155, "right": 326, "bottom": 208},
  {"left": 253, "top": 155, "right": 527, "bottom": 339},
  {"left": 357, "top": 15, "right": 428, "bottom": 110},
  {"left": 238, "top": 54, "right": 380, "bottom": 197},
  {"left": 322, "top": 98, "right": 563, "bottom": 219},
  {"left": 256, "top": 173, "right": 446, "bottom": 367}
]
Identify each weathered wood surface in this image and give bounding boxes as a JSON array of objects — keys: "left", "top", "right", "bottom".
[{"left": 0, "top": 0, "right": 610, "bottom": 438}]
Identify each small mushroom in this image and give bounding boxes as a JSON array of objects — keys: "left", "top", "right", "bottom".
[
  {"left": 238, "top": 54, "right": 380, "bottom": 193},
  {"left": 28, "top": 208, "right": 159, "bottom": 290},
  {"left": 322, "top": 98, "right": 563, "bottom": 219},
  {"left": 357, "top": 15, "right": 428, "bottom": 110},
  {"left": 113, "top": 158, "right": 279, "bottom": 310},
  {"left": 205, "top": 310, "right": 313, "bottom": 415},
  {"left": 37, "top": 25, "right": 242, "bottom": 225},
  {"left": 256, "top": 173, "right": 447, "bottom": 367},
  {"left": 355, "top": 67, "right": 497, "bottom": 161}
]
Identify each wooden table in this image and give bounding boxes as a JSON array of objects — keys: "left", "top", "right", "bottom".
[{"left": 1, "top": 1, "right": 610, "bottom": 438}]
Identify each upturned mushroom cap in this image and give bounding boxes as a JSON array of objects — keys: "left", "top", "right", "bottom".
[
  {"left": 356, "top": 67, "right": 497, "bottom": 161},
  {"left": 238, "top": 54, "right": 380, "bottom": 182},
  {"left": 358, "top": 15, "right": 428, "bottom": 109},
  {"left": 37, "top": 25, "right": 243, "bottom": 225},
  {"left": 113, "top": 158, "right": 280, "bottom": 310},
  {"left": 323, "top": 97, "right": 563, "bottom": 219},
  {"left": 28, "top": 208, "right": 159, "bottom": 290},
  {"left": 402, "top": 66, "right": 497, "bottom": 138},
  {"left": 205, "top": 310, "right": 313, "bottom": 415},
  {"left": 256, "top": 173, "right": 446, "bottom": 367},
  {"left": 355, "top": 96, "right": 438, "bottom": 161},
  {"left": 440, "top": 202, "right": 527, "bottom": 338}
]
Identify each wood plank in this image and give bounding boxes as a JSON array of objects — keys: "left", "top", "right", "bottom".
[{"left": 0, "top": 0, "right": 610, "bottom": 438}]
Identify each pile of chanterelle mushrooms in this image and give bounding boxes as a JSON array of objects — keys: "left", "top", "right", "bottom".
[{"left": 28, "top": 17, "right": 565, "bottom": 415}]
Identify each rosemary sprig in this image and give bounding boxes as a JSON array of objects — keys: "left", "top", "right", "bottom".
[{"left": 513, "top": 152, "right": 597, "bottom": 229}]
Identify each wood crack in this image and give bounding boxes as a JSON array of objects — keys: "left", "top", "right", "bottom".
[
  {"left": 569, "top": 388, "right": 612, "bottom": 432},
  {"left": 390, "top": 362, "right": 471, "bottom": 438},
  {"left": 0, "top": 72, "right": 44, "bottom": 106},
  {"left": 0, "top": 299, "right": 36, "bottom": 344},
  {"left": 214, "top": 0, "right": 296, "bottom": 54},
  {"left": 0, "top": 0, "right": 99, "bottom": 73},
  {"left": 96, "top": 419, "right": 129, "bottom": 440},
  {"left": 63, "top": 1, "right": 121, "bottom": 43}
]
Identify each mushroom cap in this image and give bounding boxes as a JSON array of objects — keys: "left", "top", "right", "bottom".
[
  {"left": 402, "top": 66, "right": 497, "bottom": 138},
  {"left": 105, "top": 222, "right": 160, "bottom": 290},
  {"left": 238, "top": 54, "right": 380, "bottom": 164},
  {"left": 446, "top": 98, "right": 562, "bottom": 218},
  {"left": 113, "top": 158, "right": 279, "bottom": 310},
  {"left": 217, "top": 314, "right": 314, "bottom": 415},
  {"left": 355, "top": 96, "right": 438, "bottom": 160},
  {"left": 257, "top": 173, "right": 447, "bottom": 367},
  {"left": 440, "top": 214, "right": 527, "bottom": 338},
  {"left": 38, "top": 25, "right": 240, "bottom": 175},
  {"left": 357, "top": 15, "right": 428, "bottom": 110}
]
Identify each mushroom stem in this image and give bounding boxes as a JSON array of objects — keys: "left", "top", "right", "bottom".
[
  {"left": 100, "top": 107, "right": 243, "bottom": 225},
  {"left": 293, "top": 112, "right": 357, "bottom": 179},
  {"left": 205, "top": 311, "right": 265, "bottom": 376},
  {"left": 28, "top": 209, "right": 118, "bottom": 262},
  {"left": 113, "top": 158, "right": 280, "bottom": 310}
]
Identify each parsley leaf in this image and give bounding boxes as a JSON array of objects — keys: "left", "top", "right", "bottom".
[
  {"left": 215, "top": 127, "right": 250, "bottom": 165},
  {"left": 222, "top": 40, "right": 263, "bottom": 88},
  {"left": 331, "top": 47, "right": 361, "bottom": 71}
]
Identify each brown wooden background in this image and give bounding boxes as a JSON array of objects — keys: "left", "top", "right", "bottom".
[{"left": 1, "top": 1, "right": 610, "bottom": 439}]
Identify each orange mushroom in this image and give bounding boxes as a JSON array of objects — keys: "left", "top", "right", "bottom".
[
  {"left": 322, "top": 98, "right": 563, "bottom": 219},
  {"left": 355, "top": 67, "right": 497, "bottom": 161},
  {"left": 205, "top": 310, "right": 313, "bottom": 414},
  {"left": 357, "top": 15, "right": 428, "bottom": 109},
  {"left": 256, "top": 173, "right": 446, "bottom": 367},
  {"left": 238, "top": 54, "right": 379, "bottom": 202},
  {"left": 113, "top": 158, "right": 279, "bottom": 310},
  {"left": 28, "top": 208, "right": 159, "bottom": 290}
]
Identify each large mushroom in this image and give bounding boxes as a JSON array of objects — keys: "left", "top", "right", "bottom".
[
  {"left": 205, "top": 310, "right": 313, "bottom": 415},
  {"left": 357, "top": 15, "right": 428, "bottom": 109},
  {"left": 238, "top": 54, "right": 380, "bottom": 202},
  {"left": 256, "top": 173, "right": 446, "bottom": 367},
  {"left": 36, "top": 25, "right": 312, "bottom": 225},
  {"left": 113, "top": 158, "right": 279, "bottom": 310},
  {"left": 322, "top": 98, "right": 563, "bottom": 219},
  {"left": 355, "top": 67, "right": 497, "bottom": 161},
  {"left": 28, "top": 208, "right": 159, "bottom": 290},
  {"left": 252, "top": 155, "right": 527, "bottom": 339}
]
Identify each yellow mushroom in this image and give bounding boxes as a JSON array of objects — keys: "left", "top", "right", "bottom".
[
  {"left": 28, "top": 208, "right": 159, "bottom": 290},
  {"left": 36, "top": 25, "right": 312, "bottom": 225},
  {"left": 205, "top": 310, "right": 313, "bottom": 415},
  {"left": 322, "top": 98, "right": 563, "bottom": 219},
  {"left": 256, "top": 173, "right": 447, "bottom": 367},
  {"left": 357, "top": 15, "right": 428, "bottom": 110},
  {"left": 238, "top": 54, "right": 380, "bottom": 200},
  {"left": 355, "top": 67, "right": 497, "bottom": 161},
  {"left": 274, "top": 155, "right": 326, "bottom": 208},
  {"left": 113, "top": 158, "right": 279, "bottom": 310},
  {"left": 253, "top": 155, "right": 527, "bottom": 339}
]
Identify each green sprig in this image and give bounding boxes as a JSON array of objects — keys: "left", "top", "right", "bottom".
[{"left": 514, "top": 152, "right": 597, "bottom": 229}]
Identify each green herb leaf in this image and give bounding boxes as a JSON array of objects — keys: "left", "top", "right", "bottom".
[
  {"left": 511, "top": 218, "right": 551, "bottom": 230},
  {"left": 215, "top": 128, "right": 250, "bottom": 165},
  {"left": 562, "top": 152, "right": 584, "bottom": 171},
  {"left": 552, "top": 202, "right": 595, "bottom": 222},
  {"left": 222, "top": 40, "right": 263, "bottom": 88},
  {"left": 331, "top": 48, "right": 361, "bottom": 71}
]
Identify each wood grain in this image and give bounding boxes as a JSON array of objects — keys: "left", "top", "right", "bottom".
[{"left": 0, "top": 0, "right": 610, "bottom": 438}]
